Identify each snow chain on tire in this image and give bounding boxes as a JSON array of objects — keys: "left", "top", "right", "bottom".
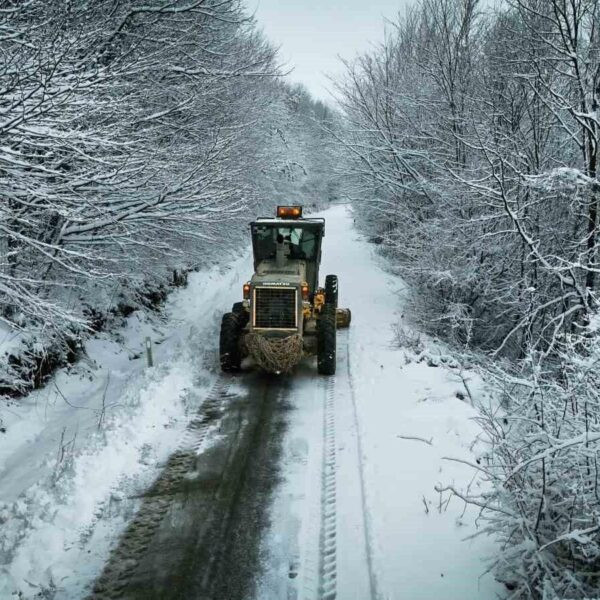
[
  {"left": 318, "top": 305, "right": 336, "bottom": 375},
  {"left": 220, "top": 312, "right": 242, "bottom": 372}
]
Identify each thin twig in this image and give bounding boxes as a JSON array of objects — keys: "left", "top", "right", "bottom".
[{"left": 397, "top": 434, "right": 433, "bottom": 446}]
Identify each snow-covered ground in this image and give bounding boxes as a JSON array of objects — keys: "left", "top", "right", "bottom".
[
  {"left": 331, "top": 206, "right": 501, "bottom": 599},
  {"left": 0, "top": 205, "right": 502, "bottom": 599}
]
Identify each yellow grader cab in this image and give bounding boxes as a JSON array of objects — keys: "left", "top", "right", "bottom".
[{"left": 219, "top": 205, "right": 351, "bottom": 375}]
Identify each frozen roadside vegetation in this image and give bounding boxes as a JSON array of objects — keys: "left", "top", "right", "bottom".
[
  {"left": 0, "top": 254, "right": 251, "bottom": 598},
  {"left": 335, "top": 0, "right": 600, "bottom": 594},
  {"left": 457, "top": 341, "right": 600, "bottom": 598}
]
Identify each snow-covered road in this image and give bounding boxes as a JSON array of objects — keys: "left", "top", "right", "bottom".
[
  {"left": 0, "top": 205, "right": 502, "bottom": 599},
  {"left": 257, "top": 205, "right": 502, "bottom": 600}
]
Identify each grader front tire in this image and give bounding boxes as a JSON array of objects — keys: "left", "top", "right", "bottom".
[
  {"left": 317, "top": 306, "right": 336, "bottom": 375},
  {"left": 220, "top": 312, "right": 242, "bottom": 372},
  {"left": 336, "top": 307, "right": 352, "bottom": 329}
]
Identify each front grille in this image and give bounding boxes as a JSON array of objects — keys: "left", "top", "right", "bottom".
[{"left": 253, "top": 287, "right": 297, "bottom": 329}]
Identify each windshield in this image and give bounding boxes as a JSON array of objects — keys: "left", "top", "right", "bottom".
[{"left": 252, "top": 224, "right": 320, "bottom": 261}]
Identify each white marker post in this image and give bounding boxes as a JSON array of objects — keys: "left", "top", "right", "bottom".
[{"left": 145, "top": 337, "right": 153, "bottom": 368}]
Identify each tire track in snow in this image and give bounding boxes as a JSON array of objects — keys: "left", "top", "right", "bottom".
[
  {"left": 319, "top": 375, "right": 337, "bottom": 600},
  {"left": 89, "top": 376, "right": 231, "bottom": 600},
  {"left": 344, "top": 335, "right": 380, "bottom": 600},
  {"left": 196, "top": 375, "right": 292, "bottom": 600},
  {"left": 298, "top": 450, "right": 323, "bottom": 600},
  {"left": 316, "top": 332, "right": 379, "bottom": 600}
]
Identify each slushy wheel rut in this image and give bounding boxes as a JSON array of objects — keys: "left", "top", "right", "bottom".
[
  {"left": 319, "top": 377, "right": 338, "bottom": 600},
  {"left": 89, "top": 377, "right": 231, "bottom": 600}
]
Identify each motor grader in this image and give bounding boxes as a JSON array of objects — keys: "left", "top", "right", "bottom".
[{"left": 219, "top": 205, "right": 351, "bottom": 375}]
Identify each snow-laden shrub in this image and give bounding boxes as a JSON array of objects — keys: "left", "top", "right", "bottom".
[
  {"left": 460, "top": 338, "right": 600, "bottom": 598},
  {"left": 392, "top": 322, "right": 425, "bottom": 354}
]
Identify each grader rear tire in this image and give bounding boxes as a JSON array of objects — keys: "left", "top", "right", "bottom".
[
  {"left": 220, "top": 312, "right": 242, "bottom": 372},
  {"left": 317, "top": 306, "right": 336, "bottom": 375},
  {"left": 325, "top": 274, "right": 338, "bottom": 308}
]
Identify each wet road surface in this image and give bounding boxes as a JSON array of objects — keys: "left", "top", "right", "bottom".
[{"left": 90, "top": 373, "right": 292, "bottom": 600}]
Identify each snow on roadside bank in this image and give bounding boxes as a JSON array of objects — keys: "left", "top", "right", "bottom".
[{"left": 0, "top": 253, "right": 251, "bottom": 598}]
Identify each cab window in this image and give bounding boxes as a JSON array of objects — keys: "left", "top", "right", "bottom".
[{"left": 253, "top": 225, "right": 318, "bottom": 261}]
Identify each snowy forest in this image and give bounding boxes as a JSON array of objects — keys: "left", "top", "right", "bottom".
[
  {"left": 0, "top": 0, "right": 341, "bottom": 394},
  {"left": 338, "top": 0, "right": 600, "bottom": 597},
  {"left": 3, "top": 0, "right": 600, "bottom": 598}
]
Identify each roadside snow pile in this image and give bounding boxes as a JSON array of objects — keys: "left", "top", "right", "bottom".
[
  {"left": 0, "top": 254, "right": 250, "bottom": 598},
  {"left": 349, "top": 340, "right": 500, "bottom": 599},
  {"left": 1, "top": 365, "right": 192, "bottom": 598}
]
